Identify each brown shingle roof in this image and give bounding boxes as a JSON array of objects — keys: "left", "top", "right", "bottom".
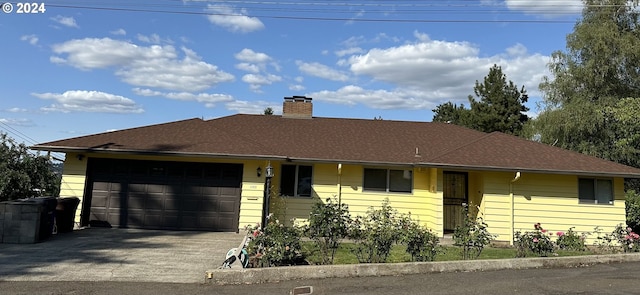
[{"left": 33, "top": 114, "right": 640, "bottom": 177}]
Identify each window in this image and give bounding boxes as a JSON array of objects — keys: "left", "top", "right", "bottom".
[
  {"left": 363, "top": 168, "right": 412, "bottom": 193},
  {"left": 578, "top": 178, "right": 613, "bottom": 204},
  {"left": 280, "top": 165, "right": 313, "bottom": 197}
]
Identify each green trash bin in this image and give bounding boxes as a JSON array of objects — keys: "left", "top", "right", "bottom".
[{"left": 55, "top": 197, "right": 80, "bottom": 233}]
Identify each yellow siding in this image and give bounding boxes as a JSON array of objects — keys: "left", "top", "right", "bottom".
[
  {"left": 481, "top": 171, "right": 626, "bottom": 244},
  {"left": 59, "top": 152, "right": 87, "bottom": 224},
  {"left": 272, "top": 163, "right": 443, "bottom": 236}
]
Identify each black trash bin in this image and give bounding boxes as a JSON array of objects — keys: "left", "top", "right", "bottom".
[{"left": 56, "top": 197, "right": 80, "bottom": 233}]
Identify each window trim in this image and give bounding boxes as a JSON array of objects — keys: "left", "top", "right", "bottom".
[
  {"left": 578, "top": 177, "right": 614, "bottom": 205},
  {"left": 280, "top": 164, "right": 313, "bottom": 197},
  {"left": 362, "top": 167, "right": 413, "bottom": 194}
]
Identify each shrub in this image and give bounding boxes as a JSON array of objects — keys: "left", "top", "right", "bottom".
[
  {"left": 453, "top": 203, "right": 495, "bottom": 260},
  {"left": 611, "top": 224, "right": 640, "bottom": 253},
  {"left": 514, "top": 223, "right": 554, "bottom": 257},
  {"left": 401, "top": 216, "right": 441, "bottom": 262},
  {"left": 555, "top": 227, "right": 587, "bottom": 251},
  {"left": 348, "top": 199, "right": 403, "bottom": 263},
  {"left": 591, "top": 226, "right": 620, "bottom": 254},
  {"left": 626, "top": 190, "right": 640, "bottom": 233},
  {"left": 304, "top": 197, "right": 351, "bottom": 265},
  {"left": 245, "top": 216, "right": 305, "bottom": 267}
]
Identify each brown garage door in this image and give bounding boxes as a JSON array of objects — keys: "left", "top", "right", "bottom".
[{"left": 85, "top": 158, "right": 243, "bottom": 231}]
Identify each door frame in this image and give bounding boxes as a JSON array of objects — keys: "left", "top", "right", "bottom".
[{"left": 443, "top": 171, "right": 469, "bottom": 233}]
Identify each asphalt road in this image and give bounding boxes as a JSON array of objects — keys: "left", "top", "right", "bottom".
[{"left": 2, "top": 261, "right": 639, "bottom": 295}]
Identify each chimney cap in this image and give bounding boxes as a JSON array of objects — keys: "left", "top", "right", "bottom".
[{"left": 285, "top": 95, "right": 312, "bottom": 102}]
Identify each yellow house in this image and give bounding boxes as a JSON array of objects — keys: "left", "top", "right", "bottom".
[{"left": 32, "top": 96, "right": 640, "bottom": 243}]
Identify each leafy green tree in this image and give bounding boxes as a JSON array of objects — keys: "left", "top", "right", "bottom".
[
  {"left": 0, "top": 133, "right": 60, "bottom": 201},
  {"left": 539, "top": 0, "right": 640, "bottom": 107},
  {"left": 263, "top": 107, "right": 274, "bottom": 115},
  {"left": 534, "top": 0, "right": 640, "bottom": 191},
  {"left": 432, "top": 64, "right": 529, "bottom": 136}
]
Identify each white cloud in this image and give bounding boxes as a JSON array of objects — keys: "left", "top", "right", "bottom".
[
  {"left": 206, "top": 4, "right": 264, "bottom": 33},
  {"left": 296, "top": 33, "right": 549, "bottom": 111},
  {"left": 505, "top": 0, "right": 583, "bottom": 16},
  {"left": 241, "top": 74, "right": 282, "bottom": 92},
  {"left": 309, "top": 86, "right": 433, "bottom": 110},
  {"left": 296, "top": 61, "right": 350, "bottom": 82},
  {"left": 33, "top": 90, "right": 144, "bottom": 113},
  {"left": 0, "top": 118, "right": 34, "bottom": 127},
  {"left": 289, "top": 84, "right": 305, "bottom": 91},
  {"left": 345, "top": 35, "right": 549, "bottom": 107},
  {"left": 20, "top": 34, "right": 38, "bottom": 45},
  {"left": 226, "top": 100, "right": 280, "bottom": 114},
  {"left": 110, "top": 28, "right": 127, "bottom": 36},
  {"left": 137, "top": 33, "right": 162, "bottom": 44},
  {"left": 236, "top": 63, "right": 261, "bottom": 73},
  {"left": 5, "top": 108, "right": 28, "bottom": 113},
  {"left": 335, "top": 47, "right": 364, "bottom": 57},
  {"left": 51, "top": 38, "right": 234, "bottom": 92},
  {"left": 50, "top": 15, "right": 79, "bottom": 28},
  {"left": 235, "top": 48, "right": 271, "bottom": 63},
  {"left": 132, "top": 88, "right": 233, "bottom": 108}
]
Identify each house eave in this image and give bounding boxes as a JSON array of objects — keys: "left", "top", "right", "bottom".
[{"left": 417, "top": 162, "right": 640, "bottom": 179}]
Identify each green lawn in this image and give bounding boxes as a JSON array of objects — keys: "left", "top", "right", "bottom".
[{"left": 302, "top": 242, "right": 593, "bottom": 265}]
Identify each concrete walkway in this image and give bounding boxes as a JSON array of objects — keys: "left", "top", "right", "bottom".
[{"left": 0, "top": 227, "right": 243, "bottom": 283}]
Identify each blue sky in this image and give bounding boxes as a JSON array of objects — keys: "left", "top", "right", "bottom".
[{"left": 0, "top": 0, "right": 583, "bottom": 149}]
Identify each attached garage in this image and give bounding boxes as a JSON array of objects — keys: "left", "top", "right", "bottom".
[{"left": 83, "top": 158, "right": 243, "bottom": 232}]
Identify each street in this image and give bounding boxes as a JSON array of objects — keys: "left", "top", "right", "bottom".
[{"left": 1, "top": 261, "right": 640, "bottom": 295}]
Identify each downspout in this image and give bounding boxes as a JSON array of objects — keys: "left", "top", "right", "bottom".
[
  {"left": 510, "top": 172, "right": 521, "bottom": 245},
  {"left": 337, "top": 163, "right": 343, "bottom": 204}
]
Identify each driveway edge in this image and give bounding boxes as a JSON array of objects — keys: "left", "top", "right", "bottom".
[{"left": 204, "top": 253, "right": 640, "bottom": 285}]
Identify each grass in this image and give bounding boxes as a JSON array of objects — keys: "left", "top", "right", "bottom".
[{"left": 302, "top": 242, "right": 594, "bottom": 265}]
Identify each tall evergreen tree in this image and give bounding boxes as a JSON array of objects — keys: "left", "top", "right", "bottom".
[
  {"left": 432, "top": 64, "right": 529, "bottom": 136},
  {"left": 468, "top": 64, "right": 529, "bottom": 135}
]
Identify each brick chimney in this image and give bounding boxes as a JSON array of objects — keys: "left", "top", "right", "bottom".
[{"left": 282, "top": 96, "right": 313, "bottom": 119}]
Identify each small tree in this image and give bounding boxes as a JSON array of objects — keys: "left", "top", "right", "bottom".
[
  {"left": 263, "top": 107, "right": 274, "bottom": 115},
  {"left": 401, "top": 215, "right": 441, "bottom": 262},
  {"left": 0, "top": 133, "right": 60, "bottom": 201},
  {"left": 305, "top": 197, "right": 351, "bottom": 265}
]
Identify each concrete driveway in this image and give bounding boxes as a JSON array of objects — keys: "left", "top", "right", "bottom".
[{"left": 0, "top": 228, "right": 244, "bottom": 283}]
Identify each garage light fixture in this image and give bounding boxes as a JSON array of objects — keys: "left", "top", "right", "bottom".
[
  {"left": 266, "top": 163, "right": 274, "bottom": 178},
  {"left": 257, "top": 166, "right": 262, "bottom": 177}
]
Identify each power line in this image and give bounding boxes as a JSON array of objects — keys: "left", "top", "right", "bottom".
[{"left": 37, "top": 0, "right": 577, "bottom": 23}]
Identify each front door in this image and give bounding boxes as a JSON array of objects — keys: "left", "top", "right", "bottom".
[{"left": 443, "top": 172, "right": 468, "bottom": 232}]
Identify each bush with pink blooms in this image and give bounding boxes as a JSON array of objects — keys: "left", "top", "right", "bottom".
[
  {"left": 612, "top": 224, "right": 640, "bottom": 253},
  {"left": 514, "top": 223, "right": 555, "bottom": 257},
  {"left": 555, "top": 227, "right": 587, "bottom": 251}
]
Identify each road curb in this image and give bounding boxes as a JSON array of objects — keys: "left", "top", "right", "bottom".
[{"left": 204, "top": 253, "right": 640, "bottom": 285}]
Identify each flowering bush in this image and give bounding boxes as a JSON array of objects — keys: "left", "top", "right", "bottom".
[
  {"left": 245, "top": 216, "right": 305, "bottom": 267},
  {"left": 453, "top": 203, "right": 495, "bottom": 260},
  {"left": 401, "top": 217, "right": 441, "bottom": 262},
  {"left": 303, "top": 197, "right": 351, "bottom": 265},
  {"left": 612, "top": 224, "right": 640, "bottom": 253},
  {"left": 555, "top": 227, "right": 587, "bottom": 251},
  {"left": 348, "top": 199, "right": 404, "bottom": 263},
  {"left": 514, "top": 223, "right": 555, "bottom": 257}
]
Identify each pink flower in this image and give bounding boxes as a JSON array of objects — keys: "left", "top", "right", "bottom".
[
  {"left": 253, "top": 230, "right": 260, "bottom": 237},
  {"left": 541, "top": 229, "right": 548, "bottom": 233},
  {"left": 533, "top": 238, "right": 539, "bottom": 243},
  {"left": 557, "top": 231, "right": 565, "bottom": 237},
  {"left": 534, "top": 223, "right": 541, "bottom": 230}
]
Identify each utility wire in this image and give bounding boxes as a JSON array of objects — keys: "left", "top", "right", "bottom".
[{"left": 43, "top": 3, "right": 577, "bottom": 23}]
